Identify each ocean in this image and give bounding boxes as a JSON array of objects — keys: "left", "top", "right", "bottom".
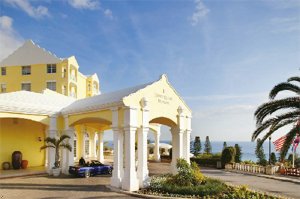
[{"left": 105, "top": 140, "right": 299, "bottom": 162}]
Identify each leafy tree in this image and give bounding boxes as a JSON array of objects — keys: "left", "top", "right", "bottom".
[
  {"left": 223, "top": 142, "right": 227, "bottom": 151},
  {"left": 270, "top": 152, "right": 277, "bottom": 165},
  {"left": 193, "top": 136, "right": 202, "bottom": 156},
  {"left": 234, "top": 144, "right": 242, "bottom": 163},
  {"left": 40, "top": 134, "right": 72, "bottom": 168},
  {"left": 255, "top": 139, "right": 267, "bottom": 166},
  {"left": 221, "top": 147, "right": 236, "bottom": 167},
  {"left": 204, "top": 136, "right": 212, "bottom": 154},
  {"left": 252, "top": 76, "right": 300, "bottom": 160}
]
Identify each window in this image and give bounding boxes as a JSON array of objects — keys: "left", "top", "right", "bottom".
[
  {"left": 85, "top": 133, "right": 90, "bottom": 156},
  {"left": 1, "top": 84, "right": 6, "bottom": 93},
  {"left": 21, "top": 83, "right": 31, "bottom": 91},
  {"left": 47, "top": 81, "right": 56, "bottom": 91},
  {"left": 1, "top": 67, "right": 6, "bottom": 75},
  {"left": 22, "top": 66, "right": 31, "bottom": 75},
  {"left": 62, "top": 68, "right": 66, "bottom": 78},
  {"left": 47, "top": 64, "right": 56, "bottom": 74},
  {"left": 74, "top": 133, "right": 77, "bottom": 158},
  {"left": 62, "top": 85, "right": 67, "bottom": 95}
]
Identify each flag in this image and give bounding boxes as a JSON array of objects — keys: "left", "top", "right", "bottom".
[
  {"left": 273, "top": 135, "right": 287, "bottom": 151},
  {"left": 292, "top": 134, "right": 300, "bottom": 152}
]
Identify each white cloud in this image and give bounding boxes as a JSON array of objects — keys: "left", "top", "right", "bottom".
[
  {"left": 104, "top": 9, "right": 113, "bottom": 19},
  {"left": 0, "top": 16, "right": 24, "bottom": 61},
  {"left": 68, "top": 0, "right": 100, "bottom": 10},
  {"left": 4, "top": 0, "right": 49, "bottom": 19},
  {"left": 270, "top": 17, "right": 300, "bottom": 33},
  {"left": 184, "top": 92, "right": 268, "bottom": 101},
  {"left": 190, "top": 0, "right": 210, "bottom": 26}
]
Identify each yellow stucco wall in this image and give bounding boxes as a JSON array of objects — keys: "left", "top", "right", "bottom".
[
  {"left": 0, "top": 63, "right": 68, "bottom": 94},
  {"left": 0, "top": 118, "right": 46, "bottom": 169},
  {"left": 0, "top": 56, "right": 99, "bottom": 99}
]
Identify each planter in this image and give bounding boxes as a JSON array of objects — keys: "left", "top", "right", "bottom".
[
  {"left": 21, "top": 160, "right": 28, "bottom": 169},
  {"left": 279, "top": 168, "right": 286, "bottom": 175},
  {"left": 12, "top": 151, "right": 22, "bottom": 169},
  {"left": 2, "top": 162, "right": 11, "bottom": 170},
  {"left": 52, "top": 168, "right": 61, "bottom": 177}
]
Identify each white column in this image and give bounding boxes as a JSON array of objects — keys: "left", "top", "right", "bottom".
[
  {"left": 185, "top": 116, "right": 192, "bottom": 164},
  {"left": 97, "top": 131, "right": 104, "bottom": 163},
  {"left": 80, "top": 126, "right": 86, "bottom": 159},
  {"left": 90, "top": 131, "right": 96, "bottom": 158},
  {"left": 122, "top": 107, "right": 139, "bottom": 191},
  {"left": 47, "top": 115, "right": 57, "bottom": 173},
  {"left": 170, "top": 127, "right": 178, "bottom": 173},
  {"left": 137, "top": 97, "right": 149, "bottom": 188},
  {"left": 62, "top": 115, "right": 75, "bottom": 174},
  {"left": 44, "top": 127, "right": 49, "bottom": 168},
  {"left": 111, "top": 107, "right": 124, "bottom": 188},
  {"left": 154, "top": 130, "right": 161, "bottom": 162}
]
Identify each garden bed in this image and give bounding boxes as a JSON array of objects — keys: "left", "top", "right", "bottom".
[{"left": 138, "top": 175, "right": 284, "bottom": 199}]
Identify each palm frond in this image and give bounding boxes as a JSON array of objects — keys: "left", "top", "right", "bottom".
[
  {"left": 44, "top": 137, "right": 57, "bottom": 145},
  {"left": 40, "top": 145, "right": 55, "bottom": 151},
  {"left": 59, "top": 143, "right": 72, "bottom": 152},
  {"left": 58, "top": 134, "right": 70, "bottom": 145},
  {"left": 255, "top": 118, "right": 297, "bottom": 149},
  {"left": 252, "top": 110, "right": 300, "bottom": 140},
  {"left": 254, "top": 97, "right": 300, "bottom": 125},
  {"left": 269, "top": 83, "right": 300, "bottom": 99},
  {"left": 287, "top": 76, "right": 300, "bottom": 83}
]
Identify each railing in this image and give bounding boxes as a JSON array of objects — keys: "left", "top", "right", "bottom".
[{"left": 225, "top": 163, "right": 279, "bottom": 175}]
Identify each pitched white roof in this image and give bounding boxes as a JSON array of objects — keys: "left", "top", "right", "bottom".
[
  {"left": 61, "top": 82, "right": 151, "bottom": 114},
  {"left": 0, "top": 89, "right": 75, "bottom": 115},
  {"left": 0, "top": 40, "right": 62, "bottom": 67}
]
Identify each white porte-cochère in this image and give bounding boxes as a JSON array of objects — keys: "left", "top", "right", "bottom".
[{"left": 0, "top": 74, "right": 191, "bottom": 192}]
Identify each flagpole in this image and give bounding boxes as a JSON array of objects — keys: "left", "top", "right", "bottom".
[{"left": 292, "top": 149, "right": 295, "bottom": 168}]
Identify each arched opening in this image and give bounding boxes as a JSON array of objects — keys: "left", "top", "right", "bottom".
[{"left": 0, "top": 117, "right": 47, "bottom": 169}]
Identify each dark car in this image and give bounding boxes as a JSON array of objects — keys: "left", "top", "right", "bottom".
[{"left": 69, "top": 160, "right": 113, "bottom": 177}]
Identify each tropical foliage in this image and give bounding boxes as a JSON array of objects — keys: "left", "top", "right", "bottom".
[
  {"left": 252, "top": 76, "right": 300, "bottom": 160},
  {"left": 140, "top": 158, "right": 283, "bottom": 198},
  {"left": 40, "top": 134, "right": 72, "bottom": 168}
]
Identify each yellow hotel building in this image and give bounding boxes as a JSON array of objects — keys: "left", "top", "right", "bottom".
[
  {"left": 0, "top": 40, "right": 192, "bottom": 192},
  {"left": 0, "top": 40, "right": 100, "bottom": 98}
]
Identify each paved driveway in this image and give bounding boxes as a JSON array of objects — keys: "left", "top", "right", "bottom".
[
  {"left": 201, "top": 168, "right": 300, "bottom": 199},
  {"left": 0, "top": 174, "right": 138, "bottom": 199}
]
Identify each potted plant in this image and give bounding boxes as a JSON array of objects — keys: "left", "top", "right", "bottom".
[{"left": 40, "top": 134, "right": 72, "bottom": 177}]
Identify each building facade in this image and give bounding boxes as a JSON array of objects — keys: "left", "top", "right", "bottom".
[
  {"left": 0, "top": 40, "right": 100, "bottom": 98},
  {"left": 0, "top": 41, "right": 192, "bottom": 192}
]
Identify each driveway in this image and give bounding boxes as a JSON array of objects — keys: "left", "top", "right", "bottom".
[
  {"left": 201, "top": 168, "right": 300, "bottom": 199},
  {"left": 0, "top": 174, "right": 138, "bottom": 199}
]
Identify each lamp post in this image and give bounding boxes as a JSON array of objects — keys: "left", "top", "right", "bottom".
[{"left": 269, "top": 136, "right": 271, "bottom": 165}]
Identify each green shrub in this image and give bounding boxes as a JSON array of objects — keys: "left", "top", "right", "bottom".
[
  {"left": 243, "top": 160, "right": 255, "bottom": 165},
  {"left": 270, "top": 152, "right": 277, "bottom": 165},
  {"left": 171, "top": 159, "right": 194, "bottom": 186},
  {"left": 191, "top": 161, "right": 206, "bottom": 185},
  {"left": 221, "top": 146, "right": 236, "bottom": 167},
  {"left": 234, "top": 144, "right": 242, "bottom": 163}
]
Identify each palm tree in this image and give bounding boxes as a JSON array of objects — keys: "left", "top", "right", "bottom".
[
  {"left": 40, "top": 134, "right": 72, "bottom": 168},
  {"left": 252, "top": 76, "right": 300, "bottom": 160}
]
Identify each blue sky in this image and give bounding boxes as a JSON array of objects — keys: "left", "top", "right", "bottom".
[{"left": 0, "top": 0, "right": 299, "bottom": 141}]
